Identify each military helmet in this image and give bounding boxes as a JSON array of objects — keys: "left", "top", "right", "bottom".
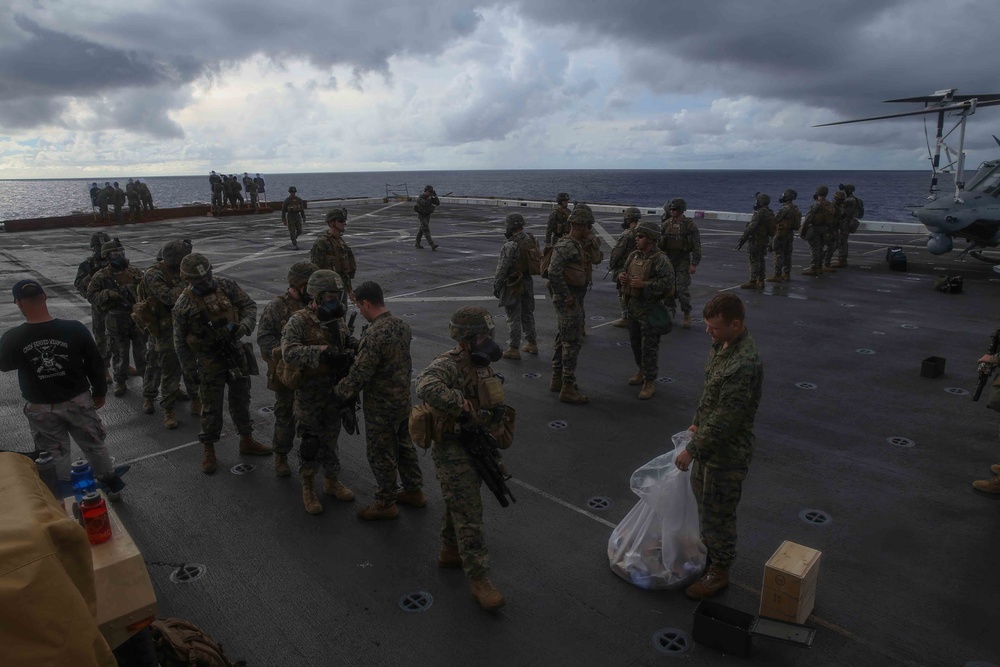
[
  {"left": 100, "top": 241, "right": 123, "bottom": 258},
  {"left": 780, "top": 188, "right": 797, "bottom": 203},
  {"left": 636, "top": 220, "right": 661, "bottom": 240},
  {"left": 504, "top": 213, "right": 526, "bottom": 233},
  {"left": 815, "top": 185, "right": 829, "bottom": 197},
  {"left": 89, "top": 231, "right": 111, "bottom": 250},
  {"left": 833, "top": 190, "right": 846, "bottom": 201},
  {"left": 287, "top": 261, "right": 318, "bottom": 284},
  {"left": 325, "top": 207, "right": 347, "bottom": 223},
  {"left": 448, "top": 306, "right": 495, "bottom": 342},
  {"left": 180, "top": 253, "right": 213, "bottom": 281},
  {"left": 556, "top": 192, "right": 570, "bottom": 203},
  {"left": 840, "top": 183, "right": 856, "bottom": 195},
  {"left": 161, "top": 239, "right": 193, "bottom": 267},
  {"left": 755, "top": 192, "right": 771, "bottom": 207},
  {"left": 666, "top": 198, "right": 687, "bottom": 213},
  {"left": 306, "top": 269, "right": 344, "bottom": 298},
  {"left": 623, "top": 207, "right": 642, "bottom": 223},
  {"left": 568, "top": 203, "right": 595, "bottom": 227},
  {"left": 288, "top": 186, "right": 297, "bottom": 193}
]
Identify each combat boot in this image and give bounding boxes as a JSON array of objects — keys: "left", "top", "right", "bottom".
[
  {"left": 239, "top": 434, "right": 273, "bottom": 456},
  {"left": 739, "top": 282, "right": 757, "bottom": 289},
  {"left": 415, "top": 242, "right": 424, "bottom": 249},
  {"left": 549, "top": 373, "right": 562, "bottom": 393},
  {"left": 520, "top": 342, "right": 538, "bottom": 355},
  {"left": 438, "top": 543, "right": 462, "bottom": 568},
  {"left": 431, "top": 243, "right": 439, "bottom": 251},
  {"left": 559, "top": 383, "right": 589, "bottom": 404},
  {"left": 627, "top": 370, "right": 644, "bottom": 386},
  {"left": 113, "top": 381, "right": 127, "bottom": 397},
  {"left": 323, "top": 477, "right": 355, "bottom": 501},
  {"left": 274, "top": 453, "right": 290, "bottom": 477},
  {"left": 831, "top": 259, "right": 847, "bottom": 268},
  {"left": 973, "top": 476, "right": 1000, "bottom": 494},
  {"left": 766, "top": 275, "right": 782, "bottom": 283},
  {"left": 822, "top": 264, "right": 836, "bottom": 273},
  {"left": 291, "top": 240, "right": 298, "bottom": 250},
  {"left": 638, "top": 380, "right": 655, "bottom": 400},
  {"left": 190, "top": 396, "right": 202, "bottom": 416},
  {"left": 302, "top": 475, "right": 323, "bottom": 515},
  {"left": 782, "top": 273, "right": 791, "bottom": 282},
  {"left": 469, "top": 575, "right": 506, "bottom": 611},
  {"left": 991, "top": 463, "right": 1000, "bottom": 475},
  {"left": 201, "top": 445, "right": 217, "bottom": 475},
  {"left": 682, "top": 313, "right": 692, "bottom": 330},
  {"left": 801, "top": 267, "right": 820, "bottom": 277},
  {"left": 502, "top": 347, "right": 521, "bottom": 360},
  {"left": 684, "top": 564, "right": 730, "bottom": 600},
  {"left": 396, "top": 489, "right": 428, "bottom": 507},
  {"left": 358, "top": 502, "right": 399, "bottom": 521},
  {"left": 163, "top": 409, "right": 178, "bottom": 430},
  {"left": 142, "top": 397, "right": 155, "bottom": 414},
  {"left": 611, "top": 318, "right": 628, "bottom": 328}
]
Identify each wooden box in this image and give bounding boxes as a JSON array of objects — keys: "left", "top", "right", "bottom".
[{"left": 759, "top": 541, "right": 821, "bottom": 624}]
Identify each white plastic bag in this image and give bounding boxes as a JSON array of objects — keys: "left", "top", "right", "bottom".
[{"left": 607, "top": 431, "right": 707, "bottom": 589}]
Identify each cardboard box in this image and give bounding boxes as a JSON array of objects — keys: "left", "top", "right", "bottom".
[{"left": 759, "top": 541, "right": 821, "bottom": 624}]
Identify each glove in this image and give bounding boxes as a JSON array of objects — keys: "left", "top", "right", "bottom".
[
  {"left": 320, "top": 347, "right": 339, "bottom": 364},
  {"left": 225, "top": 322, "right": 240, "bottom": 339}
]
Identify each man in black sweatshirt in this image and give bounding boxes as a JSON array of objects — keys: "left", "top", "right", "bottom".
[{"left": 0, "top": 279, "right": 128, "bottom": 497}]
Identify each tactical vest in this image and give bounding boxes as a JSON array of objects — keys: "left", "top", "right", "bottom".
[
  {"left": 283, "top": 310, "right": 349, "bottom": 380},
  {"left": 327, "top": 236, "right": 357, "bottom": 278},
  {"left": 286, "top": 196, "right": 303, "bottom": 213},
  {"left": 414, "top": 197, "right": 435, "bottom": 215},
  {"left": 624, "top": 249, "right": 664, "bottom": 299},
  {"left": 552, "top": 209, "right": 570, "bottom": 238},
  {"left": 514, "top": 233, "right": 542, "bottom": 276},
  {"left": 661, "top": 217, "right": 694, "bottom": 253},
  {"left": 809, "top": 200, "right": 835, "bottom": 229},
  {"left": 432, "top": 348, "right": 506, "bottom": 439},
  {"left": 561, "top": 238, "right": 589, "bottom": 288},
  {"left": 182, "top": 285, "right": 239, "bottom": 353},
  {"left": 753, "top": 209, "right": 775, "bottom": 242},
  {"left": 774, "top": 205, "right": 802, "bottom": 238}
]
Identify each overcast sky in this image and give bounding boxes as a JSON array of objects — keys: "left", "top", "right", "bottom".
[{"left": 1, "top": 0, "right": 998, "bottom": 178}]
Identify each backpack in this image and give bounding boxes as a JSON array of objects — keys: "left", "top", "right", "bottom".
[
  {"left": 855, "top": 196, "right": 865, "bottom": 219},
  {"left": 539, "top": 245, "right": 554, "bottom": 279},
  {"left": 516, "top": 234, "right": 543, "bottom": 276},
  {"left": 150, "top": 617, "right": 246, "bottom": 667}
]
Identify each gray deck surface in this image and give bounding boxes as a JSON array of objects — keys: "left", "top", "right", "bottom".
[{"left": 1, "top": 200, "right": 998, "bottom": 666}]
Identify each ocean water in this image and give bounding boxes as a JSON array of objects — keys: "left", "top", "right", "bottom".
[{"left": 0, "top": 169, "right": 932, "bottom": 222}]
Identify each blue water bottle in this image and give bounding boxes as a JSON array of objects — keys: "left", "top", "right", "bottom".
[{"left": 70, "top": 460, "right": 97, "bottom": 501}]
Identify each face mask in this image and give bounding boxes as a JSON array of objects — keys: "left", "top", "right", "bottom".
[
  {"left": 470, "top": 336, "right": 502, "bottom": 367},
  {"left": 190, "top": 278, "right": 217, "bottom": 296},
  {"left": 504, "top": 230, "right": 514, "bottom": 239},
  {"left": 109, "top": 256, "right": 129, "bottom": 270},
  {"left": 317, "top": 297, "right": 345, "bottom": 321}
]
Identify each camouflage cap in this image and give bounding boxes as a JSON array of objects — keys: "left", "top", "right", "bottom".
[
  {"left": 780, "top": 188, "right": 797, "bottom": 202},
  {"left": 325, "top": 208, "right": 348, "bottom": 223},
  {"left": 666, "top": 198, "right": 687, "bottom": 212},
  {"left": 755, "top": 192, "right": 771, "bottom": 207},
  {"left": 161, "top": 239, "right": 193, "bottom": 267},
  {"left": 100, "top": 241, "right": 124, "bottom": 258},
  {"left": 556, "top": 192, "right": 570, "bottom": 203},
  {"left": 636, "top": 220, "right": 661, "bottom": 240},
  {"left": 623, "top": 207, "right": 642, "bottom": 223},
  {"left": 449, "top": 306, "right": 495, "bottom": 342},
  {"left": 504, "top": 213, "right": 526, "bottom": 232},
  {"left": 815, "top": 185, "right": 829, "bottom": 197},
  {"left": 306, "top": 269, "right": 344, "bottom": 298},
  {"left": 89, "top": 231, "right": 111, "bottom": 249},
  {"left": 287, "top": 261, "right": 318, "bottom": 284},
  {"left": 568, "top": 203, "right": 595, "bottom": 227},
  {"left": 180, "top": 253, "right": 212, "bottom": 281}
]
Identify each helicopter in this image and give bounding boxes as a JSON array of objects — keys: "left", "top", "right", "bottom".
[{"left": 815, "top": 89, "right": 1000, "bottom": 263}]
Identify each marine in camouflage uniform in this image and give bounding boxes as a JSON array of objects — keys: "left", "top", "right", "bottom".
[
  {"left": 414, "top": 185, "right": 440, "bottom": 250},
  {"left": 125, "top": 181, "right": 142, "bottom": 223},
  {"left": 97, "top": 182, "right": 113, "bottom": 222},
  {"left": 833, "top": 183, "right": 860, "bottom": 267},
  {"left": 75, "top": 233, "right": 113, "bottom": 377},
  {"left": 257, "top": 261, "right": 317, "bottom": 477},
  {"left": 88, "top": 242, "right": 146, "bottom": 396},
  {"left": 767, "top": 189, "right": 801, "bottom": 282},
  {"left": 825, "top": 190, "right": 847, "bottom": 268},
  {"left": 136, "top": 179, "right": 153, "bottom": 212},
  {"left": 112, "top": 183, "right": 126, "bottom": 225},
  {"left": 243, "top": 173, "right": 259, "bottom": 211},
  {"left": 737, "top": 193, "right": 775, "bottom": 289},
  {"left": 492, "top": 213, "right": 539, "bottom": 360},
  {"left": 310, "top": 207, "right": 357, "bottom": 307},
  {"left": 674, "top": 293, "right": 762, "bottom": 600},
  {"left": 657, "top": 198, "right": 702, "bottom": 329},
  {"left": 281, "top": 186, "right": 306, "bottom": 249},
  {"left": 618, "top": 221, "right": 675, "bottom": 400},
  {"left": 609, "top": 207, "right": 642, "bottom": 328},
  {"left": 544, "top": 192, "right": 571, "bottom": 247},
  {"left": 334, "top": 281, "right": 424, "bottom": 520},
  {"left": 415, "top": 306, "right": 512, "bottom": 611},
  {"left": 548, "top": 204, "right": 603, "bottom": 404},
  {"left": 173, "top": 253, "right": 271, "bottom": 474},
  {"left": 209, "top": 171, "right": 224, "bottom": 215},
  {"left": 139, "top": 240, "right": 199, "bottom": 428},
  {"left": 800, "top": 186, "right": 836, "bottom": 276},
  {"left": 281, "top": 270, "right": 357, "bottom": 514}
]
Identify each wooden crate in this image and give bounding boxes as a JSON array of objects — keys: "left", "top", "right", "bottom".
[{"left": 759, "top": 541, "right": 821, "bottom": 624}]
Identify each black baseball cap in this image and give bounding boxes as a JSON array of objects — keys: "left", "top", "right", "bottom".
[{"left": 12, "top": 279, "right": 45, "bottom": 301}]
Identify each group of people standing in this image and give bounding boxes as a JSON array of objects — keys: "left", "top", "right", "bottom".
[
  {"left": 88, "top": 180, "right": 154, "bottom": 224},
  {"left": 209, "top": 171, "right": 265, "bottom": 215}
]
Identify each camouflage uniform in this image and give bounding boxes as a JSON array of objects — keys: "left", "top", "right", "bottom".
[
  {"left": 209, "top": 173, "right": 224, "bottom": 214},
  {"left": 137, "top": 181, "right": 153, "bottom": 211},
  {"left": 173, "top": 276, "right": 258, "bottom": 446},
  {"left": 125, "top": 184, "right": 142, "bottom": 223},
  {"left": 684, "top": 329, "right": 762, "bottom": 569},
  {"left": 243, "top": 175, "right": 259, "bottom": 210},
  {"left": 609, "top": 226, "right": 639, "bottom": 322},
  {"left": 658, "top": 212, "right": 702, "bottom": 316},
  {"left": 493, "top": 229, "right": 538, "bottom": 351},
  {"left": 771, "top": 196, "right": 801, "bottom": 279},
  {"left": 74, "top": 252, "right": 111, "bottom": 370},
  {"left": 548, "top": 236, "right": 590, "bottom": 391},
  {"left": 739, "top": 198, "right": 775, "bottom": 285},
  {"left": 282, "top": 193, "right": 306, "bottom": 247},
  {"left": 545, "top": 205, "right": 571, "bottom": 246},
  {"left": 98, "top": 185, "right": 113, "bottom": 221},
  {"left": 825, "top": 193, "right": 847, "bottom": 266},
  {"left": 310, "top": 224, "right": 356, "bottom": 299},
  {"left": 836, "top": 189, "right": 859, "bottom": 264},
  {"left": 622, "top": 244, "right": 675, "bottom": 381},
  {"left": 414, "top": 191, "right": 441, "bottom": 248},
  {"left": 334, "top": 311, "right": 422, "bottom": 505},
  {"left": 112, "top": 185, "right": 126, "bottom": 225},
  {"left": 142, "top": 258, "right": 198, "bottom": 411},
  {"left": 88, "top": 261, "right": 146, "bottom": 385},
  {"left": 281, "top": 308, "right": 356, "bottom": 478},
  {"left": 800, "top": 191, "right": 836, "bottom": 274},
  {"left": 258, "top": 290, "right": 306, "bottom": 457}
]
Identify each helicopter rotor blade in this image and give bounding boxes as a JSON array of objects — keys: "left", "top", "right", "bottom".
[
  {"left": 884, "top": 93, "right": 1000, "bottom": 104},
  {"left": 813, "top": 98, "right": 1000, "bottom": 127}
]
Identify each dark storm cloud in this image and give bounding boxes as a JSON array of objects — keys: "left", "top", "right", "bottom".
[{"left": 0, "top": 96, "right": 65, "bottom": 128}]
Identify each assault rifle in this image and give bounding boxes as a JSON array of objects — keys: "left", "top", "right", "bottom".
[
  {"left": 972, "top": 328, "right": 1000, "bottom": 402},
  {"left": 458, "top": 410, "right": 516, "bottom": 508},
  {"left": 203, "top": 316, "right": 248, "bottom": 381}
]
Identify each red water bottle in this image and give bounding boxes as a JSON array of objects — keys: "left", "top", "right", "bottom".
[{"left": 81, "top": 492, "right": 112, "bottom": 545}]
